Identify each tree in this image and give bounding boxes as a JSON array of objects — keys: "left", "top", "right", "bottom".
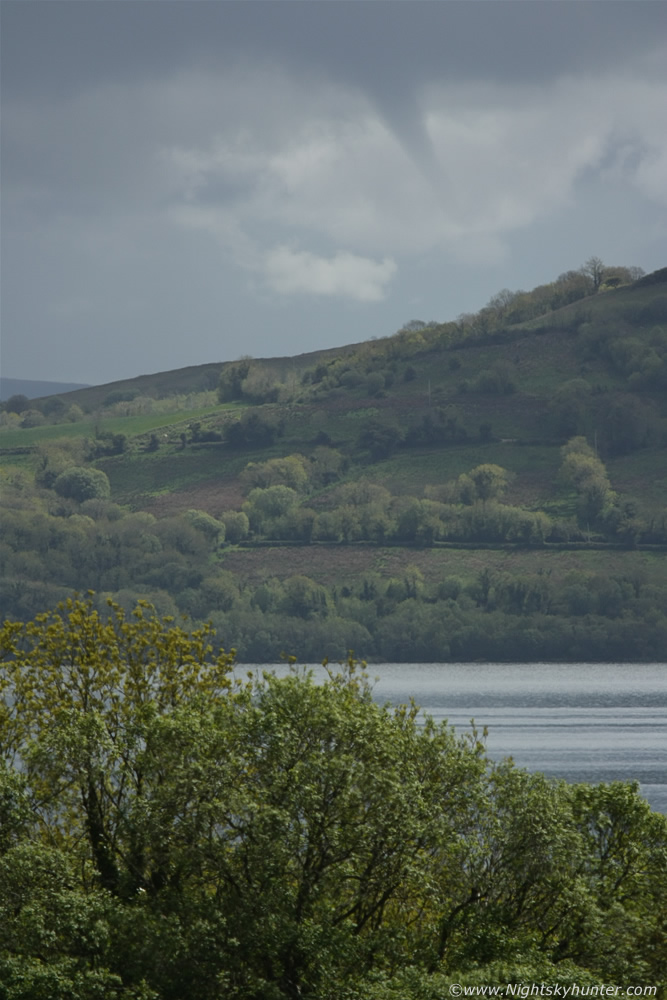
[
  {"left": 4, "top": 393, "right": 30, "bottom": 415},
  {"left": 219, "top": 509, "right": 250, "bottom": 543},
  {"left": 598, "top": 394, "right": 656, "bottom": 456},
  {"left": 240, "top": 364, "right": 280, "bottom": 403},
  {"left": 559, "top": 438, "right": 619, "bottom": 532},
  {"left": 53, "top": 466, "right": 111, "bottom": 503},
  {"left": 20, "top": 408, "right": 46, "bottom": 428},
  {"left": 556, "top": 268, "right": 596, "bottom": 303},
  {"left": 217, "top": 358, "right": 251, "bottom": 402},
  {"left": 581, "top": 256, "right": 606, "bottom": 292},
  {"left": 366, "top": 371, "right": 386, "bottom": 396},
  {"left": 310, "top": 446, "right": 345, "bottom": 487},
  {"left": 184, "top": 509, "right": 225, "bottom": 545},
  {"left": 394, "top": 498, "right": 446, "bottom": 544},
  {"left": 357, "top": 420, "right": 402, "bottom": 461},
  {"left": 243, "top": 484, "right": 299, "bottom": 530},
  {"left": 199, "top": 571, "right": 238, "bottom": 612},
  {"left": 1, "top": 599, "right": 666, "bottom": 998},
  {"left": 0, "top": 598, "right": 233, "bottom": 886},
  {"left": 281, "top": 574, "right": 330, "bottom": 619},
  {"left": 0, "top": 834, "right": 135, "bottom": 999},
  {"left": 66, "top": 403, "right": 85, "bottom": 422},
  {"left": 457, "top": 464, "right": 511, "bottom": 504},
  {"left": 226, "top": 410, "right": 282, "bottom": 449},
  {"left": 240, "top": 454, "right": 310, "bottom": 494},
  {"left": 0, "top": 599, "right": 485, "bottom": 996},
  {"left": 549, "top": 379, "right": 592, "bottom": 438}
]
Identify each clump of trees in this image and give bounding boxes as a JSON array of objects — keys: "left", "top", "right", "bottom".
[
  {"left": 227, "top": 454, "right": 644, "bottom": 548},
  {"left": 225, "top": 410, "right": 284, "bottom": 449},
  {"left": 53, "top": 466, "right": 111, "bottom": 503},
  {"left": 0, "top": 598, "right": 665, "bottom": 999},
  {"left": 217, "top": 359, "right": 300, "bottom": 405},
  {"left": 558, "top": 437, "right": 638, "bottom": 539}
]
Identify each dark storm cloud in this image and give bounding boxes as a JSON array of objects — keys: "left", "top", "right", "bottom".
[
  {"left": 5, "top": 1, "right": 665, "bottom": 99},
  {"left": 5, "top": 2, "right": 665, "bottom": 177},
  {"left": 2, "top": 1, "right": 666, "bottom": 384}
]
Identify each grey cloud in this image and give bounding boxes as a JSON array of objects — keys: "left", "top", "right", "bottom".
[
  {"left": 6, "top": 1, "right": 665, "bottom": 187},
  {"left": 5, "top": 2, "right": 666, "bottom": 98},
  {"left": 2, "top": 2, "right": 666, "bottom": 384}
]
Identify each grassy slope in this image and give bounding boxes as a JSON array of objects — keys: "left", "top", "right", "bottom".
[
  {"left": 25, "top": 344, "right": 364, "bottom": 413},
  {"left": 0, "top": 405, "right": 224, "bottom": 450},
  {"left": 2, "top": 272, "right": 666, "bottom": 596}
]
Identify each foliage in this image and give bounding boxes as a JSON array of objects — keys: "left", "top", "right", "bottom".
[
  {"left": 54, "top": 466, "right": 112, "bottom": 503},
  {"left": 357, "top": 420, "right": 402, "bottom": 461},
  {"left": 220, "top": 509, "right": 250, "bottom": 544},
  {"left": 4, "top": 394, "right": 31, "bottom": 415},
  {"left": 0, "top": 599, "right": 665, "bottom": 998},
  {"left": 460, "top": 464, "right": 512, "bottom": 503},
  {"left": 184, "top": 509, "right": 225, "bottom": 544},
  {"left": 243, "top": 485, "right": 300, "bottom": 531},
  {"left": 2, "top": 263, "right": 666, "bottom": 664},
  {"left": 240, "top": 454, "right": 311, "bottom": 494},
  {"left": 217, "top": 359, "right": 252, "bottom": 402},
  {"left": 548, "top": 379, "right": 593, "bottom": 438},
  {"left": 226, "top": 410, "right": 283, "bottom": 449}
]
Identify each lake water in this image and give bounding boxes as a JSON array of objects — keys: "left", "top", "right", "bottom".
[{"left": 258, "top": 662, "right": 667, "bottom": 814}]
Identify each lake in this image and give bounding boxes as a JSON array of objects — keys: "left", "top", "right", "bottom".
[{"left": 258, "top": 661, "right": 667, "bottom": 814}]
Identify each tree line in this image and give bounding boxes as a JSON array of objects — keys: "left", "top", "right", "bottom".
[{"left": 3, "top": 431, "right": 667, "bottom": 660}]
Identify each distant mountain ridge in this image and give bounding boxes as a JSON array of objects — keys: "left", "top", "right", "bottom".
[{"left": 0, "top": 377, "right": 90, "bottom": 401}]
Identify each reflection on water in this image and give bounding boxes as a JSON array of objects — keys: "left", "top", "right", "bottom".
[{"left": 258, "top": 662, "right": 667, "bottom": 814}]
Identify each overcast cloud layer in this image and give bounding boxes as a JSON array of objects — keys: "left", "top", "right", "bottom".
[{"left": 2, "top": 1, "right": 666, "bottom": 385}]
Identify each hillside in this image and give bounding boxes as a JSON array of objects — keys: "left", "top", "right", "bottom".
[
  {"left": 1, "top": 263, "right": 666, "bottom": 661},
  {"left": 0, "top": 377, "right": 90, "bottom": 402}
]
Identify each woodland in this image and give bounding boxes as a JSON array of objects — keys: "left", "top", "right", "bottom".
[{"left": 1, "top": 260, "right": 666, "bottom": 663}]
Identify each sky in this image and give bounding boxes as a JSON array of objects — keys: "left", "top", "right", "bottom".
[{"left": 2, "top": 1, "right": 667, "bottom": 387}]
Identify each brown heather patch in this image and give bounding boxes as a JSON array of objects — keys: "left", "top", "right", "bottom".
[
  {"left": 219, "top": 544, "right": 667, "bottom": 589},
  {"left": 137, "top": 478, "right": 244, "bottom": 519}
]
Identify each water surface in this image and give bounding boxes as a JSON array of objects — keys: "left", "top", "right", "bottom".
[{"left": 260, "top": 662, "right": 667, "bottom": 813}]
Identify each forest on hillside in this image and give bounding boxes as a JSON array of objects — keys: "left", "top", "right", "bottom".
[
  {"left": 1, "top": 261, "right": 666, "bottom": 661},
  {"left": 2, "top": 431, "right": 667, "bottom": 661}
]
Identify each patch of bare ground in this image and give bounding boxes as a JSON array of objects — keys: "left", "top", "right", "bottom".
[
  {"left": 137, "top": 479, "right": 244, "bottom": 519},
  {"left": 505, "top": 470, "right": 554, "bottom": 508}
]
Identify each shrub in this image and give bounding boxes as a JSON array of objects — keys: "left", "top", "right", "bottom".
[{"left": 53, "top": 466, "right": 111, "bottom": 503}]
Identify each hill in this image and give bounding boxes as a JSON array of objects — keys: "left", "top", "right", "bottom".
[
  {"left": 0, "top": 376, "right": 90, "bottom": 402},
  {"left": 1, "top": 262, "right": 666, "bottom": 661}
]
